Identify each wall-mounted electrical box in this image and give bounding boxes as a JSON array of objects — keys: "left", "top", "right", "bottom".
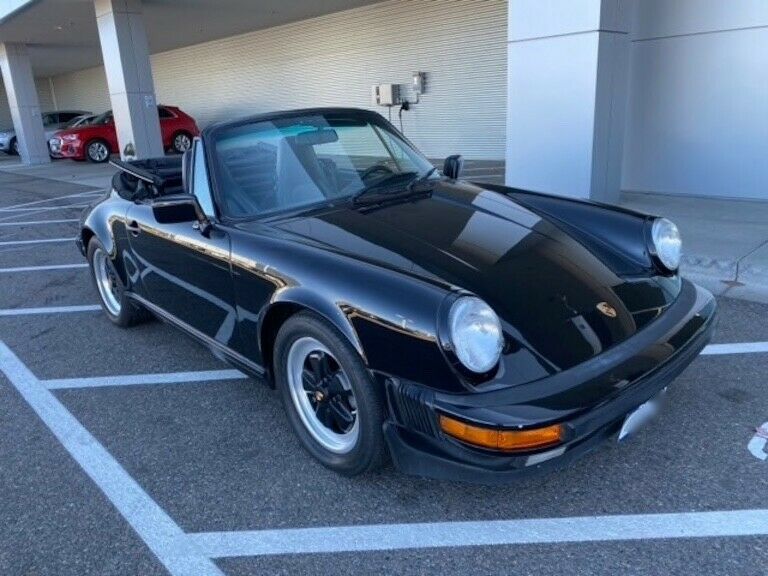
[
  {"left": 412, "top": 71, "right": 426, "bottom": 95},
  {"left": 371, "top": 83, "right": 401, "bottom": 106}
]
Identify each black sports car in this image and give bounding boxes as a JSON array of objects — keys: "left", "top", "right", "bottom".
[{"left": 77, "top": 107, "right": 716, "bottom": 483}]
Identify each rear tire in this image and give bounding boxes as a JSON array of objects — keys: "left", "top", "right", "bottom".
[
  {"left": 274, "top": 312, "right": 388, "bottom": 476},
  {"left": 171, "top": 131, "right": 192, "bottom": 154},
  {"left": 87, "top": 238, "right": 149, "bottom": 327},
  {"left": 85, "top": 139, "right": 110, "bottom": 163},
  {"left": 9, "top": 138, "right": 18, "bottom": 155}
]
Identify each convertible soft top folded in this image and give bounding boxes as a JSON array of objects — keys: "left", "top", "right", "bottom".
[{"left": 110, "top": 157, "right": 183, "bottom": 199}]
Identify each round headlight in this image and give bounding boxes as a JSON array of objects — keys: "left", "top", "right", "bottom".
[
  {"left": 448, "top": 296, "right": 503, "bottom": 373},
  {"left": 651, "top": 218, "right": 682, "bottom": 272}
]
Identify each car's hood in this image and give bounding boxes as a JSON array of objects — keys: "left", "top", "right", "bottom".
[{"left": 267, "top": 181, "right": 678, "bottom": 372}]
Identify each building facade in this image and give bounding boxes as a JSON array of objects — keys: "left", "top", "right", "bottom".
[{"left": 0, "top": 0, "right": 765, "bottom": 200}]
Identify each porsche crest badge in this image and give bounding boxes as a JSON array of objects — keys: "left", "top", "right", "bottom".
[{"left": 596, "top": 302, "right": 618, "bottom": 318}]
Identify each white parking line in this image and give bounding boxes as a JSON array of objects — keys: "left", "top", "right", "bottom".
[
  {"left": 0, "top": 237, "right": 75, "bottom": 247},
  {"left": 0, "top": 263, "right": 87, "bottom": 273},
  {"left": 0, "top": 218, "right": 80, "bottom": 227},
  {"left": 0, "top": 206, "right": 86, "bottom": 223},
  {"left": 701, "top": 342, "right": 768, "bottom": 355},
  {"left": 36, "top": 339, "right": 767, "bottom": 391},
  {"left": 0, "top": 305, "right": 100, "bottom": 316},
  {"left": 0, "top": 341, "right": 225, "bottom": 576},
  {"left": 0, "top": 205, "right": 89, "bottom": 212},
  {"left": 0, "top": 190, "right": 102, "bottom": 210},
  {"left": 44, "top": 369, "right": 248, "bottom": 390},
  {"left": 189, "top": 509, "right": 768, "bottom": 557},
  {"left": 1, "top": 331, "right": 768, "bottom": 569}
]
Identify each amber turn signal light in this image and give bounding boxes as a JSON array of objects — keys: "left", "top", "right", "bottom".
[{"left": 439, "top": 415, "right": 564, "bottom": 452}]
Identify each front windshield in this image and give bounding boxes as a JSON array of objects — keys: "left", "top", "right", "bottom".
[{"left": 209, "top": 112, "right": 436, "bottom": 218}]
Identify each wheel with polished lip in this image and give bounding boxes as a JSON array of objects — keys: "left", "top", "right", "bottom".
[
  {"left": 85, "top": 139, "right": 110, "bottom": 163},
  {"left": 87, "top": 238, "right": 149, "bottom": 327},
  {"left": 274, "top": 312, "right": 388, "bottom": 475},
  {"left": 171, "top": 131, "right": 193, "bottom": 154}
]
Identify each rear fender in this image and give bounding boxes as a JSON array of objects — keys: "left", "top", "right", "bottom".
[{"left": 81, "top": 196, "right": 131, "bottom": 287}]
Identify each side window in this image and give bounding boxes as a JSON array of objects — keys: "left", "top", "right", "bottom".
[
  {"left": 42, "top": 113, "right": 57, "bottom": 125},
  {"left": 158, "top": 107, "right": 174, "bottom": 120},
  {"left": 59, "top": 112, "right": 79, "bottom": 122},
  {"left": 192, "top": 141, "right": 215, "bottom": 217}
]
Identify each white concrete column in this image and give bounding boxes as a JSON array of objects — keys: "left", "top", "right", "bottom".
[
  {"left": 0, "top": 43, "right": 50, "bottom": 165},
  {"left": 94, "top": 0, "right": 164, "bottom": 160},
  {"left": 505, "top": 0, "right": 632, "bottom": 202}
]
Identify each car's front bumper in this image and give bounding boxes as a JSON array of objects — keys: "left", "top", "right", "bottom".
[
  {"left": 0, "top": 134, "right": 13, "bottom": 151},
  {"left": 383, "top": 279, "right": 717, "bottom": 484},
  {"left": 55, "top": 140, "right": 84, "bottom": 159}
]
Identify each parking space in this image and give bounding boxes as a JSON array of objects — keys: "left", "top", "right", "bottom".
[{"left": 1, "top": 173, "right": 768, "bottom": 575}]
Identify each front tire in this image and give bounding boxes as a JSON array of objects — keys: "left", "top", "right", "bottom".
[
  {"left": 87, "top": 238, "right": 148, "bottom": 327},
  {"left": 85, "top": 139, "right": 110, "bottom": 163},
  {"left": 274, "top": 312, "right": 388, "bottom": 476},
  {"left": 9, "top": 138, "right": 18, "bottom": 155}
]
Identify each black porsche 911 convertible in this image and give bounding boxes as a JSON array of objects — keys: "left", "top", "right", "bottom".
[{"left": 77, "top": 107, "right": 716, "bottom": 483}]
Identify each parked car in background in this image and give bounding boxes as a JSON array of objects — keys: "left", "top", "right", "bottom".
[
  {"left": 0, "top": 110, "right": 91, "bottom": 155},
  {"left": 51, "top": 105, "right": 199, "bottom": 163},
  {"left": 49, "top": 114, "right": 96, "bottom": 158},
  {"left": 77, "top": 107, "right": 716, "bottom": 482}
]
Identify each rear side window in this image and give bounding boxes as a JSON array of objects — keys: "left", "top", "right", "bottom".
[{"left": 158, "top": 107, "right": 175, "bottom": 119}]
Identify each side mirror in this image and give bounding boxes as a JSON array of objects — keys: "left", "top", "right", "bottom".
[
  {"left": 443, "top": 155, "right": 464, "bottom": 180},
  {"left": 152, "top": 196, "right": 212, "bottom": 236}
]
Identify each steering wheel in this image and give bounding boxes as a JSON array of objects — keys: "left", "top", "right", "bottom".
[{"left": 360, "top": 163, "right": 395, "bottom": 181}]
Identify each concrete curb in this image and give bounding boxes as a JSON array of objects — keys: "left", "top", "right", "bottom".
[{"left": 681, "top": 266, "right": 768, "bottom": 305}]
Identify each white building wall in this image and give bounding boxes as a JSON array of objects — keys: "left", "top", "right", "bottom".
[
  {"left": 622, "top": 0, "right": 768, "bottom": 199},
  {"left": 48, "top": 65, "right": 111, "bottom": 115},
  {"left": 50, "top": 0, "right": 507, "bottom": 161}
]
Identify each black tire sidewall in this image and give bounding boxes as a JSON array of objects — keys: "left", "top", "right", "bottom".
[
  {"left": 274, "top": 312, "right": 387, "bottom": 476},
  {"left": 10, "top": 138, "right": 18, "bottom": 155}
]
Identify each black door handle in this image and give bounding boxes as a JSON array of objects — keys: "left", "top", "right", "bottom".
[{"left": 126, "top": 220, "right": 141, "bottom": 237}]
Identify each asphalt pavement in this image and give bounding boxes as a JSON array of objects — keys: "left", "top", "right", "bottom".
[{"left": 1, "top": 170, "right": 767, "bottom": 575}]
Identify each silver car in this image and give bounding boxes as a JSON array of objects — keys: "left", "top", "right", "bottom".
[{"left": 0, "top": 110, "right": 91, "bottom": 155}]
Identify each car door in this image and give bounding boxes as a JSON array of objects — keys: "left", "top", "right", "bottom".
[{"left": 125, "top": 143, "right": 236, "bottom": 346}]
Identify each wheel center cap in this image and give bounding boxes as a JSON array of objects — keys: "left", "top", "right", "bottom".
[{"left": 314, "top": 390, "right": 325, "bottom": 402}]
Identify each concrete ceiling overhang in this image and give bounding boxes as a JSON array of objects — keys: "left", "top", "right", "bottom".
[{"left": 0, "top": 0, "right": 383, "bottom": 77}]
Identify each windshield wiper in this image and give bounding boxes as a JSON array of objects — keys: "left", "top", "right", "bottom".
[
  {"left": 352, "top": 167, "right": 441, "bottom": 207},
  {"left": 351, "top": 171, "right": 418, "bottom": 205},
  {"left": 407, "top": 166, "right": 438, "bottom": 192}
]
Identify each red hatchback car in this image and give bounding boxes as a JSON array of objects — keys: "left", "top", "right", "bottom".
[{"left": 50, "top": 106, "right": 200, "bottom": 163}]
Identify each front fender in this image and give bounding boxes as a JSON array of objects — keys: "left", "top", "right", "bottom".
[
  {"left": 265, "top": 285, "right": 366, "bottom": 359},
  {"left": 487, "top": 184, "right": 657, "bottom": 276},
  {"left": 230, "top": 227, "right": 468, "bottom": 393}
]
